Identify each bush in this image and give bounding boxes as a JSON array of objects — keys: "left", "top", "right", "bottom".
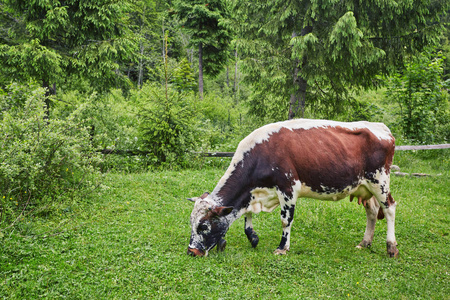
[
  {"left": 133, "top": 83, "right": 200, "bottom": 168},
  {"left": 386, "top": 51, "right": 450, "bottom": 144},
  {"left": 52, "top": 89, "right": 155, "bottom": 172},
  {"left": 0, "top": 83, "right": 103, "bottom": 227}
]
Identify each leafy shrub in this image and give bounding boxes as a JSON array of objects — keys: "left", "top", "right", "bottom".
[
  {"left": 52, "top": 89, "right": 150, "bottom": 172},
  {"left": 0, "top": 83, "right": 103, "bottom": 227},
  {"left": 386, "top": 51, "right": 449, "bottom": 144},
  {"left": 196, "top": 92, "right": 255, "bottom": 151}
]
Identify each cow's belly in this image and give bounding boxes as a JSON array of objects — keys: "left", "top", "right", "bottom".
[
  {"left": 298, "top": 181, "right": 373, "bottom": 201},
  {"left": 247, "top": 187, "right": 280, "bottom": 214},
  {"left": 246, "top": 181, "right": 373, "bottom": 214}
]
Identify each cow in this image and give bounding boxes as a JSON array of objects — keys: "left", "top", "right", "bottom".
[{"left": 187, "top": 119, "right": 399, "bottom": 258}]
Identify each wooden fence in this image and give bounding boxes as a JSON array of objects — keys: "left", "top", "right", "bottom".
[
  {"left": 202, "top": 144, "right": 450, "bottom": 157},
  {"left": 99, "top": 144, "right": 450, "bottom": 157},
  {"left": 394, "top": 144, "right": 450, "bottom": 151}
]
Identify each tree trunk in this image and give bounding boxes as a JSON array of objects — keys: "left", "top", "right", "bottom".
[
  {"left": 198, "top": 42, "right": 204, "bottom": 100},
  {"left": 234, "top": 47, "right": 238, "bottom": 102},
  {"left": 42, "top": 80, "right": 56, "bottom": 119},
  {"left": 288, "top": 26, "right": 312, "bottom": 120},
  {"left": 162, "top": 19, "right": 165, "bottom": 59},
  {"left": 138, "top": 42, "right": 144, "bottom": 89},
  {"left": 226, "top": 64, "right": 229, "bottom": 88}
]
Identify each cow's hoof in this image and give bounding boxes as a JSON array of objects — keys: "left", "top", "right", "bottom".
[
  {"left": 357, "top": 240, "right": 372, "bottom": 249},
  {"left": 217, "top": 238, "right": 226, "bottom": 252},
  {"left": 387, "top": 242, "right": 399, "bottom": 258},
  {"left": 274, "top": 248, "right": 288, "bottom": 255}
]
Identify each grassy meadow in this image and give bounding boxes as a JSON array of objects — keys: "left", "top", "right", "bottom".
[{"left": 1, "top": 150, "right": 449, "bottom": 299}]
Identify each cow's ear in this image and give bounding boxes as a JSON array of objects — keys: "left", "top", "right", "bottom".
[
  {"left": 188, "top": 192, "right": 210, "bottom": 202},
  {"left": 214, "top": 206, "right": 233, "bottom": 217},
  {"left": 200, "top": 192, "right": 210, "bottom": 199}
]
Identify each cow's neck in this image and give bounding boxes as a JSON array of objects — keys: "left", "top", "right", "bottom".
[{"left": 211, "top": 160, "right": 255, "bottom": 219}]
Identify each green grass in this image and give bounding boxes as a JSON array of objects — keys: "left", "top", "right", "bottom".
[{"left": 1, "top": 151, "right": 449, "bottom": 299}]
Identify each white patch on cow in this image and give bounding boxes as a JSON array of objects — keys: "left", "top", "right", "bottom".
[
  {"left": 297, "top": 183, "right": 348, "bottom": 201},
  {"left": 212, "top": 119, "right": 393, "bottom": 196},
  {"left": 291, "top": 177, "right": 377, "bottom": 202},
  {"left": 246, "top": 187, "right": 280, "bottom": 214},
  {"left": 188, "top": 196, "right": 216, "bottom": 250}
]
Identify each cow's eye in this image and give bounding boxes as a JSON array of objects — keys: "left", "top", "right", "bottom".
[{"left": 197, "top": 223, "right": 208, "bottom": 232}]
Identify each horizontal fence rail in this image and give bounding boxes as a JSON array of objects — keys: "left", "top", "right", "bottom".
[
  {"left": 200, "top": 144, "right": 450, "bottom": 157},
  {"left": 394, "top": 144, "right": 450, "bottom": 151},
  {"left": 99, "top": 144, "right": 450, "bottom": 157}
]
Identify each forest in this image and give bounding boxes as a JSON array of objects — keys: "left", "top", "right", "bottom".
[{"left": 0, "top": 1, "right": 449, "bottom": 298}]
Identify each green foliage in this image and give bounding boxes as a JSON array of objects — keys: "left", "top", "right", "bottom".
[
  {"left": 196, "top": 92, "right": 254, "bottom": 151},
  {"left": 53, "top": 89, "right": 140, "bottom": 152},
  {"left": 172, "top": 58, "right": 197, "bottom": 92},
  {"left": 0, "top": 39, "right": 63, "bottom": 85},
  {"left": 0, "top": 83, "right": 103, "bottom": 226},
  {"left": 134, "top": 83, "right": 200, "bottom": 167},
  {"left": 338, "top": 98, "right": 385, "bottom": 123},
  {"left": 386, "top": 51, "right": 450, "bottom": 143},
  {"left": 174, "top": 0, "right": 232, "bottom": 76},
  {"left": 51, "top": 89, "right": 155, "bottom": 172},
  {"left": 231, "top": 0, "right": 449, "bottom": 119},
  {"left": 0, "top": 0, "right": 136, "bottom": 91}
]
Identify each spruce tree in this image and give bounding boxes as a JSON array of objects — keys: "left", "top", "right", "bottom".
[
  {"left": 232, "top": 0, "right": 449, "bottom": 119},
  {"left": 174, "top": 0, "right": 231, "bottom": 99},
  {"left": 0, "top": 0, "right": 135, "bottom": 94}
]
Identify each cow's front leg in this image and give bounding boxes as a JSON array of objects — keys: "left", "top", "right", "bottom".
[
  {"left": 244, "top": 213, "right": 259, "bottom": 248},
  {"left": 275, "top": 196, "right": 296, "bottom": 255},
  {"left": 357, "top": 196, "right": 379, "bottom": 248}
]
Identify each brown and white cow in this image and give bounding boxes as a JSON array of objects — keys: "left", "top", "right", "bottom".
[{"left": 187, "top": 119, "right": 399, "bottom": 257}]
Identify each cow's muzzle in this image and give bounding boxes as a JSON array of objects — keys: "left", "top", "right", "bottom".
[{"left": 187, "top": 247, "right": 205, "bottom": 257}]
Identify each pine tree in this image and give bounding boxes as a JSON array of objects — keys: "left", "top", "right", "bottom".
[{"left": 232, "top": 0, "right": 449, "bottom": 119}]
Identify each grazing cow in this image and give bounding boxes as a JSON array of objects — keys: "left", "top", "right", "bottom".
[{"left": 187, "top": 119, "right": 398, "bottom": 257}]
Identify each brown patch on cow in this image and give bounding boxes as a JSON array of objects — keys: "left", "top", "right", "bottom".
[
  {"left": 263, "top": 126, "right": 394, "bottom": 195},
  {"left": 202, "top": 206, "right": 233, "bottom": 221},
  {"left": 216, "top": 124, "right": 395, "bottom": 223},
  {"left": 377, "top": 207, "right": 385, "bottom": 220},
  {"left": 387, "top": 193, "right": 395, "bottom": 206}
]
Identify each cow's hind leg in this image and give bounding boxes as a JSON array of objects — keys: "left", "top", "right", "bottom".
[
  {"left": 244, "top": 213, "right": 259, "bottom": 248},
  {"left": 368, "top": 176, "right": 399, "bottom": 257},
  {"left": 383, "top": 192, "right": 398, "bottom": 257},
  {"left": 274, "top": 193, "right": 296, "bottom": 255},
  {"left": 357, "top": 196, "right": 379, "bottom": 249}
]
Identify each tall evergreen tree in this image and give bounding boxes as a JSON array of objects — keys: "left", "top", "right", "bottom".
[
  {"left": 174, "top": 0, "right": 232, "bottom": 99},
  {"left": 127, "top": 0, "right": 160, "bottom": 88},
  {"left": 0, "top": 0, "right": 135, "bottom": 95},
  {"left": 232, "top": 0, "right": 449, "bottom": 119}
]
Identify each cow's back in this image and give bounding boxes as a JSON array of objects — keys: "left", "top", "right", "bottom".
[{"left": 233, "top": 119, "right": 395, "bottom": 195}]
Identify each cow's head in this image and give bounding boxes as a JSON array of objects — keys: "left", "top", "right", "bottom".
[{"left": 187, "top": 192, "right": 233, "bottom": 257}]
